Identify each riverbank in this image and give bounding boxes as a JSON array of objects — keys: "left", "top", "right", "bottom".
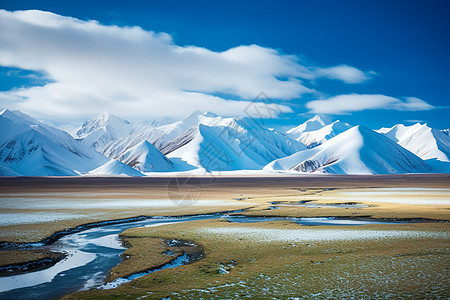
[{"left": 0, "top": 249, "right": 66, "bottom": 276}]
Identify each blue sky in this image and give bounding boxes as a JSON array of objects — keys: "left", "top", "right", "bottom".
[{"left": 0, "top": 0, "right": 449, "bottom": 130}]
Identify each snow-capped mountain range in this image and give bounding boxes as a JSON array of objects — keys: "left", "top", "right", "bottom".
[{"left": 1, "top": 109, "right": 449, "bottom": 176}]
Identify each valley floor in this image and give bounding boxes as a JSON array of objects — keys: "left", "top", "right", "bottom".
[{"left": 0, "top": 174, "right": 449, "bottom": 299}]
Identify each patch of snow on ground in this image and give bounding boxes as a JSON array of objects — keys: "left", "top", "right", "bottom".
[
  {"left": 0, "top": 199, "right": 252, "bottom": 209},
  {"left": 335, "top": 188, "right": 450, "bottom": 205},
  {"left": 0, "top": 212, "right": 87, "bottom": 226},
  {"left": 202, "top": 228, "right": 447, "bottom": 242}
]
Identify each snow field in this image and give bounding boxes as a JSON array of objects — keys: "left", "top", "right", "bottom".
[{"left": 201, "top": 227, "right": 448, "bottom": 242}]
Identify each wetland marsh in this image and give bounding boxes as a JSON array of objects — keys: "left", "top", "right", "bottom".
[{"left": 0, "top": 175, "right": 448, "bottom": 299}]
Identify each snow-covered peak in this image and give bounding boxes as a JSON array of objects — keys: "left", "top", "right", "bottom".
[
  {"left": 0, "top": 108, "right": 18, "bottom": 118},
  {"left": 0, "top": 108, "right": 17, "bottom": 119},
  {"left": 266, "top": 125, "right": 432, "bottom": 174},
  {"left": 287, "top": 115, "right": 333, "bottom": 137},
  {"left": 118, "top": 140, "right": 173, "bottom": 172},
  {"left": 182, "top": 111, "right": 218, "bottom": 125},
  {"left": 96, "top": 112, "right": 110, "bottom": 122},
  {"left": 0, "top": 109, "right": 75, "bottom": 147},
  {"left": 186, "top": 111, "right": 218, "bottom": 118},
  {"left": 310, "top": 114, "right": 331, "bottom": 124},
  {"left": 76, "top": 113, "right": 131, "bottom": 138},
  {"left": 376, "top": 127, "right": 390, "bottom": 134},
  {"left": 0, "top": 109, "right": 109, "bottom": 176},
  {"left": 377, "top": 123, "right": 425, "bottom": 142},
  {"left": 158, "top": 111, "right": 218, "bottom": 133},
  {"left": 76, "top": 113, "right": 133, "bottom": 151},
  {"left": 0, "top": 108, "right": 40, "bottom": 124},
  {"left": 184, "top": 111, "right": 221, "bottom": 125},
  {"left": 290, "top": 119, "right": 352, "bottom": 148},
  {"left": 377, "top": 123, "right": 450, "bottom": 162},
  {"left": 126, "top": 140, "right": 155, "bottom": 153}
]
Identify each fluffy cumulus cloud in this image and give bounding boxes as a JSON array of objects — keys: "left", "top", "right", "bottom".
[
  {"left": 306, "top": 94, "right": 434, "bottom": 114},
  {"left": 0, "top": 9, "right": 375, "bottom": 122}
]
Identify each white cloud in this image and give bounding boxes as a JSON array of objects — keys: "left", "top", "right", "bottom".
[
  {"left": 306, "top": 94, "right": 434, "bottom": 114},
  {"left": 0, "top": 9, "right": 369, "bottom": 122},
  {"left": 315, "top": 65, "right": 371, "bottom": 84},
  {"left": 392, "top": 97, "right": 434, "bottom": 111},
  {"left": 404, "top": 119, "right": 426, "bottom": 124}
]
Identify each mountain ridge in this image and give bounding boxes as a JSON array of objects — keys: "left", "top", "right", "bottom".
[
  {"left": 0, "top": 109, "right": 109, "bottom": 176},
  {"left": 377, "top": 123, "right": 450, "bottom": 162}
]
